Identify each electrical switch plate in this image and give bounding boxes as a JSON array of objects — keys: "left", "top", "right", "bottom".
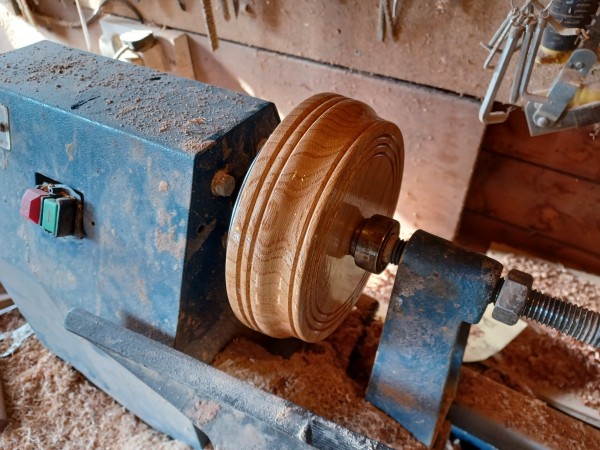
[{"left": 0, "top": 103, "right": 10, "bottom": 150}]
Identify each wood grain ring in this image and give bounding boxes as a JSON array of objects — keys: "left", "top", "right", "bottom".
[{"left": 226, "top": 93, "right": 404, "bottom": 342}]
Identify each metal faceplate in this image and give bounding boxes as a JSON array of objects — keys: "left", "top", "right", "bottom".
[{"left": 0, "top": 103, "right": 10, "bottom": 150}]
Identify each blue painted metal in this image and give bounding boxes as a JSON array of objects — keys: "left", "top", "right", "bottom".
[
  {"left": 66, "top": 308, "right": 392, "bottom": 450},
  {"left": 449, "top": 405, "right": 546, "bottom": 449},
  {"left": 366, "top": 230, "right": 503, "bottom": 447},
  {"left": 0, "top": 42, "right": 512, "bottom": 450},
  {"left": 450, "top": 425, "right": 497, "bottom": 450},
  {"left": 0, "top": 42, "right": 279, "bottom": 446}
]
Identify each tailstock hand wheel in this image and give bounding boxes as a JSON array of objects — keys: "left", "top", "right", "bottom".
[{"left": 226, "top": 93, "right": 404, "bottom": 342}]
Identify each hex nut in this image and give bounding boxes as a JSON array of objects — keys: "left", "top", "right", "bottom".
[
  {"left": 211, "top": 170, "right": 236, "bottom": 197},
  {"left": 492, "top": 269, "right": 533, "bottom": 325}
]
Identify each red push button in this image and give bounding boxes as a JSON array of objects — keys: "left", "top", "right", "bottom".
[{"left": 20, "top": 188, "right": 48, "bottom": 224}]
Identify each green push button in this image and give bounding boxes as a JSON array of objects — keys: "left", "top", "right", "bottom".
[{"left": 41, "top": 198, "right": 59, "bottom": 235}]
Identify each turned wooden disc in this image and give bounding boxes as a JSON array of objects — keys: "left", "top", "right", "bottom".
[{"left": 226, "top": 93, "right": 404, "bottom": 342}]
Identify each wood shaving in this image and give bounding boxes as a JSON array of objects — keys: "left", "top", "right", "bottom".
[
  {"left": 213, "top": 301, "right": 422, "bottom": 449},
  {"left": 0, "top": 308, "right": 188, "bottom": 450},
  {"left": 0, "top": 249, "right": 597, "bottom": 448}
]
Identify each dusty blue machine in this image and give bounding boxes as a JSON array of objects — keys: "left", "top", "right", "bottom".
[
  {"left": 1, "top": 42, "right": 597, "bottom": 450},
  {"left": 0, "top": 41, "right": 284, "bottom": 360}
]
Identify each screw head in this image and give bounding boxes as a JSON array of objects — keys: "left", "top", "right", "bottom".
[
  {"left": 211, "top": 170, "right": 236, "bottom": 197},
  {"left": 535, "top": 116, "right": 550, "bottom": 128}
]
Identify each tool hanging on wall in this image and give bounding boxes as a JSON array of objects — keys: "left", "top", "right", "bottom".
[
  {"left": 377, "top": 0, "right": 402, "bottom": 42},
  {"left": 479, "top": 0, "right": 600, "bottom": 135},
  {"left": 219, "top": 0, "right": 230, "bottom": 21},
  {"left": 201, "top": 0, "right": 219, "bottom": 51},
  {"left": 200, "top": 0, "right": 242, "bottom": 50}
]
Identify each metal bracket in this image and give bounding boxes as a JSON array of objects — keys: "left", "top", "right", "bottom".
[
  {"left": 525, "top": 98, "right": 600, "bottom": 135},
  {"left": 0, "top": 104, "right": 10, "bottom": 151},
  {"left": 366, "top": 230, "right": 503, "bottom": 447},
  {"left": 523, "top": 11, "right": 600, "bottom": 134}
]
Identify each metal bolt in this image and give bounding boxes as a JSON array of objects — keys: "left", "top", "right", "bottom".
[
  {"left": 211, "top": 170, "right": 236, "bottom": 197},
  {"left": 535, "top": 116, "right": 550, "bottom": 128},
  {"left": 492, "top": 269, "right": 532, "bottom": 325},
  {"left": 349, "top": 215, "right": 600, "bottom": 348},
  {"left": 521, "top": 290, "right": 600, "bottom": 347},
  {"left": 574, "top": 61, "right": 584, "bottom": 70},
  {"left": 490, "top": 270, "right": 600, "bottom": 347},
  {"left": 388, "top": 238, "right": 406, "bottom": 265}
]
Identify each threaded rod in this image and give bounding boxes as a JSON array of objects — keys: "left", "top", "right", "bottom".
[
  {"left": 389, "top": 239, "right": 406, "bottom": 265},
  {"left": 522, "top": 290, "right": 600, "bottom": 348}
]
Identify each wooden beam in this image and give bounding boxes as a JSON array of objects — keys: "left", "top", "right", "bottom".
[
  {"left": 457, "top": 211, "right": 600, "bottom": 273},
  {"left": 100, "top": 0, "right": 583, "bottom": 103},
  {"left": 483, "top": 110, "right": 600, "bottom": 181},
  {"left": 465, "top": 151, "right": 600, "bottom": 256}
]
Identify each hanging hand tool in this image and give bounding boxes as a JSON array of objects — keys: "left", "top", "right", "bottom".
[
  {"left": 201, "top": 0, "right": 219, "bottom": 51},
  {"left": 479, "top": 0, "right": 600, "bottom": 134},
  {"left": 219, "top": 0, "right": 230, "bottom": 21},
  {"left": 480, "top": 3, "right": 534, "bottom": 124},
  {"left": 377, "top": 0, "right": 397, "bottom": 42}
]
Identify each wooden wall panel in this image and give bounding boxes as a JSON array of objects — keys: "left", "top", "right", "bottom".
[
  {"left": 94, "top": 0, "right": 592, "bottom": 104},
  {"left": 466, "top": 151, "right": 600, "bottom": 256},
  {"left": 483, "top": 111, "right": 600, "bottom": 181},
  {"left": 458, "top": 211, "right": 600, "bottom": 273}
]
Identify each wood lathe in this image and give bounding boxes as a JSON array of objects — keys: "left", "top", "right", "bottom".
[{"left": 0, "top": 41, "right": 598, "bottom": 449}]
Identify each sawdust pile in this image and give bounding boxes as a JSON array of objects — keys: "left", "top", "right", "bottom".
[
  {"left": 0, "top": 308, "right": 188, "bottom": 450},
  {"left": 456, "top": 366, "right": 599, "bottom": 450},
  {"left": 213, "top": 297, "right": 421, "bottom": 449}
]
